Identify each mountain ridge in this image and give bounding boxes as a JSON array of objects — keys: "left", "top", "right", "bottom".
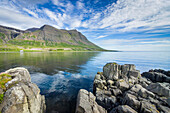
[{"left": 0, "top": 24, "right": 104, "bottom": 51}]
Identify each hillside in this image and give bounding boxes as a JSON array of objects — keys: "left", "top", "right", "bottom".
[{"left": 0, "top": 25, "right": 104, "bottom": 51}]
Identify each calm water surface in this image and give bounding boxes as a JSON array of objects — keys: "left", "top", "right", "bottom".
[{"left": 0, "top": 51, "right": 170, "bottom": 113}]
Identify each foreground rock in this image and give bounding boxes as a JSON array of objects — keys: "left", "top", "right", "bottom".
[
  {"left": 0, "top": 67, "right": 46, "bottom": 113},
  {"left": 76, "top": 89, "right": 107, "bottom": 113},
  {"left": 76, "top": 62, "right": 170, "bottom": 113}
]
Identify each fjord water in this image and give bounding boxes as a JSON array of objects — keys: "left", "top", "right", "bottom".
[{"left": 0, "top": 51, "right": 170, "bottom": 113}]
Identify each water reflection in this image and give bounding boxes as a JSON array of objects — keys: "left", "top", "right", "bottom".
[
  {"left": 0, "top": 52, "right": 100, "bottom": 113},
  {"left": 0, "top": 52, "right": 100, "bottom": 74},
  {"left": 0, "top": 51, "right": 170, "bottom": 113}
]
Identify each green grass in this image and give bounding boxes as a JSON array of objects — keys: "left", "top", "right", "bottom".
[
  {"left": 0, "top": 94, "right": 4, "bottom": 104},
  {"left": 0, "top": 47, "right": 20, "bottom": 52},
  {"left": 32, "top": 35, "right": 36, "bottom": 39},
  {"left": 23, "top": 50, "right": 43, "bottom": 52},
  {"left": 69, "top": 40, "right": 74, "bottom": 43},
  {"left": 0, "top": 73, "right": 12, "bottom": 91},
  {"left": 0, "top": 73, "right": 13, "bottom": 104},
  {"left": 8, "top": 39, "right": 100, "bottom": 49},
  {"left": 0, "top": 38, "right": 105, "bottom": 52}
]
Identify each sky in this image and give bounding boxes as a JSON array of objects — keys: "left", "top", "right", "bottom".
[{"left": 0, "top": 0, "right": 170, "bottom": 51}]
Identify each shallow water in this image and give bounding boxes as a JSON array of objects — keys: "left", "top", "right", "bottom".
[{"left": 0, "top": 51, "right": 170, "bottom": 113}]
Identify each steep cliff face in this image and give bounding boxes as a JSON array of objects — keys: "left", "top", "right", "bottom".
[
  {"left": 0, "top": 25, "right": 25, "bottom": 42},
  {"left": 0, "top": 25, "right": 102, "bottom": 50},
  {"left": 0, "top": 67, "right": 46, "bottom": 113}
]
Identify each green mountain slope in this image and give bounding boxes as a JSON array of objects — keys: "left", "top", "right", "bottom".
[{"left": 0, "top": 25, "right": 104, "bottom": 51}]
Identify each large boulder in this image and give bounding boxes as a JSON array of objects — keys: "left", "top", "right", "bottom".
[
  {"left": 123, "top": 93, "right": 140, "bottom": 111},
  {"left": 76, "top": 89, "right": 107, "bottom": 113},
  {"left": 95, "top": 90, "right": 117, "bottom": 110},
  {"left": 116, "top": 79, "right": 129, "bottom": 91},
  {"left": 149, "top": 69, "right": 170, "bottom": 77},
  {"left": 146, "top": 82, "right": 170, "bottom": 97},
  {"left": 0, "top": 67, "right": 46, "bottom": 113},
  {"left": 103, "top": 63, "right": 138, "bottom": 81},
  {"left": 130, "top": 84, "right": 155, "bottom": 98},
  {"left": 142, "top": 72, "right": 170, "bottom": 83}
]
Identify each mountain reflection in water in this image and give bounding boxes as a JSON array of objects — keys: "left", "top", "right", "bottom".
[{"left": 0, "top": 51, "right": 170, "bottom": 113}]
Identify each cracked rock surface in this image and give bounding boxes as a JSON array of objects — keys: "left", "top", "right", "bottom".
[
  {"left": 76, "top": 63, "right": 170, "bottom": 113},
  {"left": 0, "top": 67, "right": 46, "bottom": 113}
]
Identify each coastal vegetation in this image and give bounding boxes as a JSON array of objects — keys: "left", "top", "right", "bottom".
[{"left": 0, "top": 73, "right": 12, "bottom": 104}]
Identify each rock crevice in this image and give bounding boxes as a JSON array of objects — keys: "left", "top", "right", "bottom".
[
  {"left": 76, "top": 63, "right": 170, "bottom": 113},
  {"left": 0, "top": 67, "right": 46, "bottom": 113}
]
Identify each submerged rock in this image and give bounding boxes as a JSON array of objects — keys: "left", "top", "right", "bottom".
[{"left": 0, "top": 67, "right": 46, "bottom": 113}]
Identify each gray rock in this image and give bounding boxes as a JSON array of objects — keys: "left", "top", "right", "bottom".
[
  {"left": 96, "top": 90, "right": 117, "bottom": 109},
  {"left": 107, "top": 80, "right": 114, "bottom": 87},
  {"left": 116, "top": 79, "right": 129, "bottom": 91},
  {"left": 130, "top": 84, "right": 155, "bottom": 98},
  {"left": 103, "top": 63, "right": 120, "bottom": 80},
  {"left": 142, "top": 72, "right": 170, "bottom": 83},
  {"left": 92, "top": 63, "right": 170, "bottom": 113},
  {"left": 94, "top": 79, "right": 105, "bottom": 90},
  {"left": 157, "top": 104, "right": 170, "bottom": 113},
  {"left": 140, "top": 101, "right": 158, "bottom": 113},
  {"left": 139, "top": 77, "right": 152, "bottom": 88},
  {"left": 5, "top": 67, "right": 31, "bottom": 82},
  {"left": 128, "top": 71, "right": 141, "bottom": 78},
  {"left": 76, "top": 89, "right": 107, "bottom": 113},
  {"left": 147, "top": 82, "right": 170, "bottom": 97},
  {"left": 110, "top": 88, "right": 122, "bottom": 96},
  {"left": 110, "top": 105, "right": 137, "bottom": 113},
  {"left": 95, "top": 74, "right": 101, "bottom": 80},
  {"left": 0, "top": 67, "right": 46, "bottom": 113},
  {"left": 123, "top": 93, "right": 140, "bottom": 111},
  {"left": 166, "top": 97, "right": 170, "bottom": 106}
]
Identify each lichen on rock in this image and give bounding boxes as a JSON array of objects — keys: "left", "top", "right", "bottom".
[{"left": 0, "top": 67, "right": 46, "bottom": 113}]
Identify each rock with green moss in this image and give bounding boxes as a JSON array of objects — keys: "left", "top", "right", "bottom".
[{"left": 0, "top": 67, "right": 46, "bottom": 113}]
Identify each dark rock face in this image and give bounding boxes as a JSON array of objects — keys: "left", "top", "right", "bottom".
[
  {"left": 0, "top": 67, "right": 46, "bottom": 113},
  {"left": 142, "top": 70, "right": 170, "bottom": 83},
  {"left": 91, "top": 63, "right": 170, "bottom": 113}
]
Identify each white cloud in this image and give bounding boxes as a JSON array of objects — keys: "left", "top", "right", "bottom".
[
  {"left": 95, "top": 35, "right": 108, "bottom": 39},
  {"left": 43, "top": 8, "right": 64, "bottom": 28},
  {"left": 76, "top": 1, "right": 84, "bottom": 10},
  {"left": 23, "top": 8, "right": 38, "bottom": 18},
  {"left": 52, "top": 0, "right": 65, "bottom": 7},
  {"left": 85, "top": 0, "right": 170, "bottom": 33},
  {"left": 0, "top": 7, "right": 44, "bottom": 29}
]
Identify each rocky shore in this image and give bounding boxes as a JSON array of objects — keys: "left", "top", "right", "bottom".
[
  {"left": 76, "top": 63, "right": 170, "bottom": 113},
  {"left": 0, "top": 67, "right": 46, "bottom": 113}
]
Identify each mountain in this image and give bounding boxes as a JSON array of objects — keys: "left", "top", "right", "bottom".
[{"left": 0, "top": 25, "right": 104, "bottom": 51}]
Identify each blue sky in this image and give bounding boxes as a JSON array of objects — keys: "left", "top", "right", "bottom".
[{"left": 0, "top": 0, "right": 170, "bottom": 51}]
